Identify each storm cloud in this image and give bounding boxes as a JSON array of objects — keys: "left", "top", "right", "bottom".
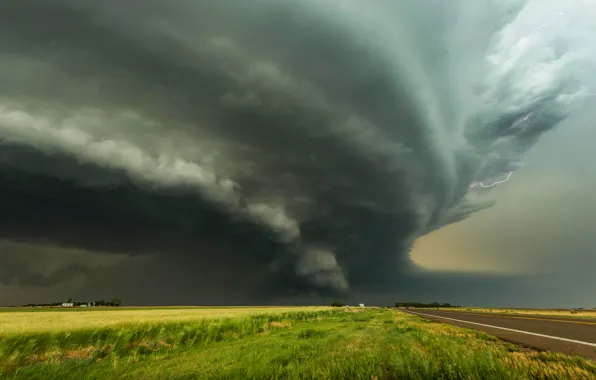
[{"left": 1, "top": 0, "right": 594, "bottom": 304}]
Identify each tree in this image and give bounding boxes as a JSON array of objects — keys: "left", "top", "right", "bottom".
[
  {"left": 330, "top": 301, "right": 344, "bottom": 307},
  {"left": 111, "top": 298, "right": 122, "bottom": 306}
]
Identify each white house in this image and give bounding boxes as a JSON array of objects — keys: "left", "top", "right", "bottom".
[{"left": 359, "top": 303, "right": 365, "bottom": 307}]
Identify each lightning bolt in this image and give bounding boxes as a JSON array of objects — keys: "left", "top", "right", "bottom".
[
  {"left": 532, "top": 0, "right": 575, "bottom": 76},
  {"left": 471, "top": 1, "right": 583, "bottom": 191},
  {"left": 534, "top": 12, "right": 565, "bottom": 33},
  {"left": 534, "top": 1, "right": 596, "bottom": 100},
  {"left": 475, "top": 1, "right": 592, "bottom": 191},
  {"left": 533, "top": 0, "right": 574, "bottom": 33},
  {"left": 470, "top": 171, "right": 513, "bottom": 188},
  {"left": 469, "top": 109, "right": 529, "bottom": 190}
]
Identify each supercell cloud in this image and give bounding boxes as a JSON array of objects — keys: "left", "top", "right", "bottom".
[{"left": 0, "top": 0, "right": 595, "bottom": 303}]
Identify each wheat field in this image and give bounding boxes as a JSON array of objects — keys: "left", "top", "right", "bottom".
[{"left": 0, "top": 306, "right": 330, "bottom": 334}]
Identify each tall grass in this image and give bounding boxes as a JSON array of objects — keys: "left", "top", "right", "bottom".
[{"left": 0, "top": 310, "right": 337, "bottom": 372}]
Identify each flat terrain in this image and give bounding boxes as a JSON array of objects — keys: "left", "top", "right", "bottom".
[
  {"left": 2, "top": 307, "right": 596, "bottom": 379},
  {"left": 447, "top": 307, "right": 596, "bottom": 319},
  {"left": 0, "top": 306, "right": 328, "bottom": 334},
  {"left": 407, "top": 309, "right": 596, "bottom": 360},
  {"left": 0, "top": 306, "right": 283, "bottom": 313}
]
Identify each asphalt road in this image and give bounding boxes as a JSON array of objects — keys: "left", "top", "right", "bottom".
[{"left": 404, "top": 309, "right": 596, "bottom": 361}]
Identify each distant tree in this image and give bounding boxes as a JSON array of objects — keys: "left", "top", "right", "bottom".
[
  {"left": 111, "top": 298, "right": 122, "bottom": 306},
  {"left": 67, "top": 298, "right": 72, "bottom": 303},
  {"left": 330, "top": 301, "right": 344, "bottom": 307},
  {"left": 395, "top": 301, "right": 458, "bottom": 308}
]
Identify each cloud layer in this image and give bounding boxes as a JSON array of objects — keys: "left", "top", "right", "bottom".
[{"left": 0, "top": 0, "right": 594, "bottom": 303}]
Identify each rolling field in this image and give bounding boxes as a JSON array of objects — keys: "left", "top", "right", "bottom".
[
  {"left": 446, "top": 307, "right": 596, "bottom": 319},
  {"left": 1, "top": 307, "right": 595, "bottom": 379}
]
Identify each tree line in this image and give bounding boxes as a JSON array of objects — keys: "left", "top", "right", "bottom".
[
  {"left": 393, "top": 302, "right": 459, "bottom": 308},
  {"left": 330, "top": 301, "right": 460, "bottom": 308},
  {"left": 23, "top": 298, "right": 122, "bottom": 307}
]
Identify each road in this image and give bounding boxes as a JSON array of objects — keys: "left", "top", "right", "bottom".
[{"left": 404, "top": 309, "right": 596, "bottom": 361}]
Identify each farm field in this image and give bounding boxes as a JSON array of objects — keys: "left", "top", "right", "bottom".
[
  {"left": 0, "top": 306, "right": 328, "bottom": 334},
  {"left": 445, "top": 307, "right": 596, "bottom": 319},
  {"left": 1, "top": 307, "right": 595, "bottom": 379}
]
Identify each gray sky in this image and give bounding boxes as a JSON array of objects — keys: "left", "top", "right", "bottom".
[{"left": 0, "top": 0, "right": 594, "bottom": 307}]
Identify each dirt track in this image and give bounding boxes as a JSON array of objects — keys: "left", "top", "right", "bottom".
[{"left": 404, "top": 309, "right": 596, "bottom": 361}]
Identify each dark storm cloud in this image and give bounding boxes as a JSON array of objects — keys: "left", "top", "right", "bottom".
[
  {"left": 0, "top": 240, "right": 123, "bottom": 288},
  {"left": 0, "top": 0, "right": 594, "bottom": 303}
]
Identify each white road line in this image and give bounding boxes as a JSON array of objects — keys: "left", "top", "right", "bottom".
[{"left": 406, "top": 311, "right": 596, "bottom": 348}]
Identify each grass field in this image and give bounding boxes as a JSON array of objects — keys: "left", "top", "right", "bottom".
[
  {"left": 1, "top": 307, "right": 595, "bottom": 379},
  {"left": 0, "top": 306, "right": 329, "bottom": 334},
  {"left": 447, "top": 307, "right": 596, "bottom": 319}
]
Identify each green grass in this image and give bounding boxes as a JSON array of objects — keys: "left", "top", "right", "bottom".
[{"left": 1, "top": 308, "right": 595, "bottom": 379}]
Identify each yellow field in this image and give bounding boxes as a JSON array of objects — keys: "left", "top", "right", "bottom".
[
  {"left": 0, "top": 306, "right": 331, "bottom": 334},
  {"left": 447, "top": 307, "right": 596, "bottom": 318}
]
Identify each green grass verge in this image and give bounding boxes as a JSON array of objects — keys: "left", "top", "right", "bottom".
[{"left": 1, "top": 309, "right": 595, "bottom": 379}]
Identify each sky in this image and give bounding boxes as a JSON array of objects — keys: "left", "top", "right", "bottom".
[{"left": 0, "top": 0, "right": 595, "bottom": 307}]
